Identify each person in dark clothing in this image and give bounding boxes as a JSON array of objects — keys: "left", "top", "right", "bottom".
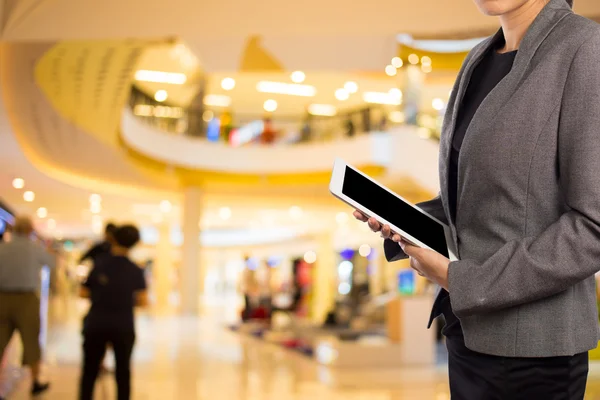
[
  {"left": 78, "top": 225, "right": 148, "bottom": 400},
  {"left": 79, "top": 223, "right": 117, "bottom": 265}
]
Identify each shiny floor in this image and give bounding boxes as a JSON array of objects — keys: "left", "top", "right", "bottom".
[{"left": 5, "top": 297, "right": 600, "bottom": 399}]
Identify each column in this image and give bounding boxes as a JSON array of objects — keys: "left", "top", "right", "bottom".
[
  {"left": 311, "top": 233, "right": 336, "bottom": 323},
  {"left": 180, "top": 187, "right": 202, "bottom": 315},
  {"left": 153, "top": 222, "right": 173, "bottom": 312},
  {"left": 401, "top": 63, "right": 425, "bottom": 126}
]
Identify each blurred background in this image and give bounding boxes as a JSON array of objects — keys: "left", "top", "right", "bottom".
[{"left": 1, "top": 0, "right": 600, "bottom": 399}]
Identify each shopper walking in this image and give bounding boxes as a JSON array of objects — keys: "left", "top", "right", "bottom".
[
  {"left": 79, "top": 225, "right": 148, "bottom": 400},
  {"left": 355, "top": 0, "right": 599, "bottom": 398},
  {"left": 79, "top": 222, "right": 117, "bottom": 265},
  {"left": 0, "top": 216, "right": 56, "bottom": 397}
]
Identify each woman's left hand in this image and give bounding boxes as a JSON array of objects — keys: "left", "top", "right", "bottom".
[{"left": 399, "top": 240, "right": 451, "bottom": 291}]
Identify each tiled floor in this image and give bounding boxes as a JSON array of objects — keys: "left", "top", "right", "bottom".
[{"left": 5, "top": 297, "right": 600, "bottom": 399}]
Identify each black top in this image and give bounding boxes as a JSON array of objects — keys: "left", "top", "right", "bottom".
[
  {"left": 79, "top": 241, "right": 111, "bottom": 264},
  {"left": 443, "top": 46, "right": 518, "bottom": 338},
  {"left": 83, "top": 255, "right": 147, "bottom": 333}
]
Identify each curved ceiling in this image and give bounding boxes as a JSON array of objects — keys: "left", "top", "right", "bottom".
[{"left": 2, "top": 0, "right": 599, "bottom": 43}]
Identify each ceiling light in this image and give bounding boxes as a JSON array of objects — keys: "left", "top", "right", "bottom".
[
  {"left": 36, "top": 207, "right": 48, "bottom": 219},
  {"left": 388, "top": 88, "right": 402, "bottom": 99},
  {"left": 344, "top": 81, "right": 358, "bottom": 93},
  {"left": 291, "top": 71, "right": 306, "bottom": 83},
  {"left": 308, "top": 104, "right": 337, "bottom": 116},
  {"left": 47, "top": 218, "right": 56, "bottom": 230},
  {"left": 432, "top": 98, "right": 445, "bottom": 111},
  {"left": 12, "top": 178, "right": 24, "bottom": 189},
  {"left": 89, "top": 194, "right": 101, "bottom": 203},
  {"left": 202, "top": 110, "right": 214, "bottom": 122},
  {"left": 263, "top": 99, "right": 278, "bottom": 112},
  {"left": 408, "top": 54, "right": 420, "bottom": 65},
  {"left": 133, "top": 104, "right": 153, "bottom": 117},
  {"left": 135, "top": 70, "right": 187, "bottom": 85},
  {"left": 256, "top": 81, "right": 316, "bottom": 97},
  {"left": 421, "top": 56, "right": 432, "bottom": 65},
  {"left": 385, "top": 65, "right": 397, "bottom": 77},
  {"left": 204, "top": 94, "right": 232, "bottom": 107},
  {"left": 90, "top": 202, "right": 102, "bottom": 214},
  {"left": 221, "top": 77, "right": 236, "bottom": 91},
  {"left": 391, "top": 57, "right": 403, "bottom": 68},
  {"left": 219, "top": 207, "right": 232, "bottom": 221},
  {"left": 335, "top": 88, "right": 349, "bottom": 101},
  {"left": 359, "top": 244, "right": 372, "bottom": 257},
  {"left": 363, "top": 92, "right": 402, "bottom": 105},
  {"left": 304, "top": 251, "right": 317, "bottom": 264},
  {"left": 421, "top": 64, "right": 433, "bottom": 73},
  {"left": 389, "top": 111, "right": 406, "bottom": 123},
  {"left": 159, "top": 200, "right": 172, "bottom": 213},
  {"left": 289, "top": 206, "right": 303, "bottom": 220},
  {"left": 154, "top": 90, "right": 168, "bottom": 102},
  {"left": 336, "top": 212, "right": 349, "bottom": 224},
  {"left": 23, "top": 191, "right": 35, "bottom": 202}
]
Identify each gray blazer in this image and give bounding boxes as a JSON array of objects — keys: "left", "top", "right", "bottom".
[{"left": 385, "top": 0, "right": 600, "bottom": 357}]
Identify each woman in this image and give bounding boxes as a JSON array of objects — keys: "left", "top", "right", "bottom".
[
  {"left": 79, "top": 225, "right": 148, "bottom": 400},
  {"left": 355, "top": 0, "right": 600, "bottom": 397}
]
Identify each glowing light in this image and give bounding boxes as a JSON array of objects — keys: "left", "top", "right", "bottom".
[
  {"left": 204, "top": 94, "right": 232, "bottom": 107},
  {"left": 221, "top": 77, "right": 236, "bottom": 91},
  {"left": 304, "top": 251, "right": 317, "bottom": 264},
  {"left": 90, "top": 202, "right": 102, "bottom": 214},
  {"left": 335, "top": 88, "right": 349, "bottom": 101},
  {"left": 432, "top": 98, "right": 445, "bottom": 111},
  {"left": 338, "top": 261, "right": 354, "bottom": 279},
  {"left": 256, "top": 81, "right": 316, "bottom": 97},
  {"left": 92, "top": 215, "right": 103, "bottom": 234},
  {"left": 336, "top": 212, "right": 349, "bottom": 224},
  {"left": 23, "top": 191, "right": 35, "bottom": 202},
  {"left": 385, "top": 65, "right": 397, "bottom": 76},
  {"left": 289, "top": 206, "right": 303, "bottom": 220},
  {"left": 408, "top": 54, "right": 420, "bottom": 65},
  {"left": 159, "top": 200, "right": 172, "bottom": 213},
  {"left": 219, "top": 207, "right": 232, "bottom": 221},
  {"left": 291, "top": 71, "right": 306, "bottom": 83},
  {"left": 202, "top": 110, "right": 214, "bottom": 122},
  {"left": 363, "top": 92, "right": 402, "bottom": 105},
  {"left": 421, "top": 64, "right": 433, "bottom": 73},
  {"left": 89, "top": 194, "right": 102, "bottom": 203},
  {"left": 338, "top": 282, "right": 351, "bottom": 295},
  {"left": 359, "top": 244, "right": 372, "bottom": 257},
  {"left": 263, "top": 99, "right": 278, "bottom": 112},
  {"left": 391, "top": 57, "right": 403, "bottom": 68},
  {"left": 344, "top": 81, "right": 358, "bottom": 93},
  {"left": 36, "top": 207, "right": 48, "bottom": 219},
  {"left": 308, "top": 104, "right": 337, "bottom": 116},
  {"left": 388, "top": 88, "right": 402, "bottom": 100},
  {"left": 12, "top": 178, "right": 24, "bottom": 189},
  {"left": 135, "top": 70, "right": 187, "bottom": 84},
  {"left": 421, "top": 56, "right": 432, "bottom": 65},
  {"left": 154, "top": 90, "right": 168, "bottom": 102}
]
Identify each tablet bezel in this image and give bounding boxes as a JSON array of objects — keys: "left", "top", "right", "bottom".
[{"left": 329, "top": 158, "right": 457, "bottom": 260}]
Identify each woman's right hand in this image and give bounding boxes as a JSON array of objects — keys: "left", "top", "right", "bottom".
[{"left": 353, "top": 210, "right": 402, "bottom": 242}]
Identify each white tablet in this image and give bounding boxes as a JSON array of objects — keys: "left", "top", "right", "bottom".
[{"left": 329, "top": 158, "right": 457, "bottom": 261}]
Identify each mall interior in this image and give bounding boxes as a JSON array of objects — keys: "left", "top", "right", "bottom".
[{"left": 2, "top": 0, "right": 600, "bottom": 399}]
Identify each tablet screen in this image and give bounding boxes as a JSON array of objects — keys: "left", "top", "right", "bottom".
[{"left": 342, "top": 166, "right": 449, "bottom": 257}]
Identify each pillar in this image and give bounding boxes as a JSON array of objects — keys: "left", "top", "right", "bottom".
[
  {"left": 180, "top": 187, "right": 202, "bottom": 315},
  {"left": 153, "top": 222, "right": 173, "bottom": 311},
  {"left": 312, "top": 233, "right": 336, "bottom": 323},
  {"left": 401, "top": 64, "right": 425, "bottom": 126}
]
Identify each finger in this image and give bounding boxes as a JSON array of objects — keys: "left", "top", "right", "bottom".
[
  {"left": 391, "top": 233, "right": 403, "bottom": 243},
  {"left": 367, "top": 218, "right": 382, "bottom": 232},
  {"left": 353, "top": 210, "right": 368, "bottom": 222},
  {"left": 381, "top": 225, "right": 392, "bottom": 239},
  {"left": 399, "top": 240, "right": 420, "bottom": 257}
]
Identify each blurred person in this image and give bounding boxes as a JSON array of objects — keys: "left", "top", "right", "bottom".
[
  {"left": 260, "top": 118, "right": 277, "bottom": 144},
  {"left": 79, "top": 222, "right": 117, "bottom": 265},
  {"left": 0, "top": 215, "right": 55, "bottom": 397},
  {"left": 79, "top": 225, "right": 148, "bottom": 400},
  {"left": 355, "top": 0, "right": 599, "bottom": 398}
]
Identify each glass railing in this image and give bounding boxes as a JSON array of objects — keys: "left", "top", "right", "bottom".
[{"left": 127, "top": 86, "right": 442, "bottom": 146}]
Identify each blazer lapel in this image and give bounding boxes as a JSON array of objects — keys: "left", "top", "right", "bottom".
[{"left": 450, "top": 0, "right": 572, "bottom": 229}]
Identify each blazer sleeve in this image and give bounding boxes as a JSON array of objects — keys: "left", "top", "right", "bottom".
[
  {"left": 384, "top": 194, "right": 448, "bottom": 262},
  {"left": 448, "top": 32, "right": 600, "bottom": 318}
]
